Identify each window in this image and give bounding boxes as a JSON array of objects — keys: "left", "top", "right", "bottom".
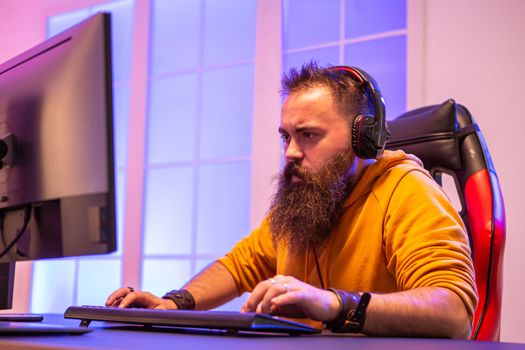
[{"left": 282, "top": 0, "right": 407, "bottom": 119}]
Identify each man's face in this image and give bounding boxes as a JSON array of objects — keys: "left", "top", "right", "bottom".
[
  {"left": 269, "top": 86, "right": 357, "bottom": 255},
  {"left": 279, "top": 85, "right": 352, "bottom": 177}
]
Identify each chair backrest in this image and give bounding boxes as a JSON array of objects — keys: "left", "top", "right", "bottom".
[{"left": 385, "top": 99, "right": 506, "bottom": 341}]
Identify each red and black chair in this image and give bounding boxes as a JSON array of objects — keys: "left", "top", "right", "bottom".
[{"left": 386, "top": 99, "right": 505, "bottom": 341}]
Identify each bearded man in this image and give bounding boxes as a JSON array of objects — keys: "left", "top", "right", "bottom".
[{"left": 106, "top": 63, "right": 477, "bottom": 339}]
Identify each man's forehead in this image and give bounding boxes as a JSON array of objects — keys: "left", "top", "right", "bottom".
[
  {"left": 280, "top": 87, "right": 345, "bottom": 130},
  {"left": 282, "top": 87, "right": 331, "bottom": 115},
  {"left": 285, "top": 85, "right": 333, "bottom": 103},
  {"left": 279, "top": 108, "right": 325, "bottom": 131}
]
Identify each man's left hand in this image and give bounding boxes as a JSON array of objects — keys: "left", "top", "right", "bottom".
[{"left": 240, "top": 275, "right": 340, "bottom": 321}]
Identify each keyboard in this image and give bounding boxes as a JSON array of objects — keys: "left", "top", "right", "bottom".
[{"left": 64, "top": 306, "right": 321, "bottom": 335}]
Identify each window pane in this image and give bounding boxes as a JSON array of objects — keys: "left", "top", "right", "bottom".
[
  {"left": 282, "top": 0, "right": 340, "bottom": 50},
  {"left": 283, "top": 46, "right": 339, "bottom": 73},
  {"left": 150, "top": 0, "right": 201, "bottom": 74},
  {"left": 200, "top": 65, "right": 254, "bottom": 159},
  {"left": 114, "top": 171, "right": 126, "bottom": 256},
  {"left": 197, "top": 162, "right": 251, "bottom": 256},
  {"left": 147, "top": 74, "right": 198, "bottom": 164},
  {"left": 143, "top": 166, "right": 194, "bottom": 255},
  {"left": 344, "top": 36, "right": 407, "bottom": 119},
  {"left": 203, "top": 0, "right": 257, "bottom": 65},
  {"left": 345, "top": 0, "right": 406, "bottom": 39},
  {"left": 142, "top": 259, "right": 192, "bottom": 295},
  {"left": 77, "top": 259, "right": 121, "bottom": 305},
  {"left": 31, "top": 260, "right": 76, "bottom": 313},
  {"left": 114, "top": 86, "right": 131, "bottom": 168}
]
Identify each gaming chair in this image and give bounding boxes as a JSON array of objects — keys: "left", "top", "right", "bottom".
[{"left": 385, "top": 99, "right": 506, "bottom": 341}]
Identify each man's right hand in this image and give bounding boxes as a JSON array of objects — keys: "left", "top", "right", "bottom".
[{"left": 105, "top": 287, "right": 177, "bottom": 309}]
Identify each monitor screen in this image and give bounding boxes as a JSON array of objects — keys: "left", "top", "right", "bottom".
[{"left": 0, "top": 13, "right": 116, "bottom": 309}]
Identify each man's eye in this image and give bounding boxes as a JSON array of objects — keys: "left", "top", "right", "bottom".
[
  {"left": 280, "top": 134, "right": 290, "bottom": 143},
  {"left": 303, "top": 131, "right": 316, "bottom": 139}
]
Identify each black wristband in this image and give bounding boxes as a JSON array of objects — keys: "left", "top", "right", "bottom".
[
  {"left": 162, "top": 289, "right": 196, "bottom": 310},
  {"left": 325, "top": 289, "right": 371, "bottom": 333}
]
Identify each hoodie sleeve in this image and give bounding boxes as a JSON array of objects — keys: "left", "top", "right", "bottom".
[
  {"left": 383, "top": 168, "right": 478, "bottom": 321},
  {"left": 217, "top": 218, "right": 277, "bottom": 295}
]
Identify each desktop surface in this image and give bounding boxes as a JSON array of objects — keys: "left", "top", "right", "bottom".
[{"left": 0, "top": 314, "right": 523, "bottom": 350}]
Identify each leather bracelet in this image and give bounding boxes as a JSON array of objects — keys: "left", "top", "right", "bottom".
[
  {"left": 325, "top": 289, "right": 371, "bottom": 333},
  {"left": 162, "top": 289, "right": 196, "bottom": 310}
]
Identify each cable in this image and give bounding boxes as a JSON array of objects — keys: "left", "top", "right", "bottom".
[
  {"left": 0, "top": 206, "right": 32, "bottom": 260},
  {"left": 312, "top": 246, "right": 325, "bottom": 289},
  {"left": 0, "top": 212, "right": 7, "bottom": 248}
]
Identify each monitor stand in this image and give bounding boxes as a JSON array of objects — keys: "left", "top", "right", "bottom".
[
  {"left": 0, "top": 262, "right": 89, "bottom": 335},
  {"left": 0, "top": 262, "right": 16, "bottom": 310},
  {"left": 0, "top": 262, "right": 43, "bottom": 321}
]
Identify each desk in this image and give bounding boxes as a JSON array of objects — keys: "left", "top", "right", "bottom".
[{"left": 0, "top": 314, "right": 523, "bottom": 350}]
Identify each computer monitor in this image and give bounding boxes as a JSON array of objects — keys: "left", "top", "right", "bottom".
[{"left": 0, "top": 13, "right": 116, "bottom": 310}]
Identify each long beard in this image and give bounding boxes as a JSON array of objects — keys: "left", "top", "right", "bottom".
[{"left": 268, "top": 151, "right": 355, "bottom": 256}]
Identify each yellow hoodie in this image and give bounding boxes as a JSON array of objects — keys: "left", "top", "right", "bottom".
[{"left": 218, "top": 150, "right": 478, "bottom": 320}]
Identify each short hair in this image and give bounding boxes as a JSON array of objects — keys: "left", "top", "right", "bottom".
[{"left": 281, "top": 61, "right": 374, "bottom": 123}]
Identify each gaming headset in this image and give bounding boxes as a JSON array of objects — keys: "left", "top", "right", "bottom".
[{"left": 327, "top": 66, "right": 390, "bottom": 159}]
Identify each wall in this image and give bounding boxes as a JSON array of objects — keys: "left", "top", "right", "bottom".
[
  {"left": 0, "top": 0, "right": 111, "bottom": 63},
  {"left": 408, "top": 0, "right": 525, "bottom": 343}
]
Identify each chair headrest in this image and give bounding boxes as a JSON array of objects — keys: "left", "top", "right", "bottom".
[{"left": 386, "top": 99, "right": 462, "bottom": 172}]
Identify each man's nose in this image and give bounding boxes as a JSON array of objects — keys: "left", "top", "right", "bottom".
[{"left": 285, "top": 138, "right": 303, "bottom": 161}]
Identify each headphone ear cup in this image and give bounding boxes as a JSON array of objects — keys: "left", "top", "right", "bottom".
[
  {"left": 329, "top": 66, "right": 388, "bottom": 159},
  {"left": 352, "top": 115, "right": 377, "bottom": 159}
]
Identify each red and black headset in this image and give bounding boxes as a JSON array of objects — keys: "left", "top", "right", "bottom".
[{"left": 327, "top": 66, "right": 390, "bottom": 159}]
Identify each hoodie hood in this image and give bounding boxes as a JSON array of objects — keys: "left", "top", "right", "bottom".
[{"left": 343, "top": 149, "right": 425, "bottom": 208}]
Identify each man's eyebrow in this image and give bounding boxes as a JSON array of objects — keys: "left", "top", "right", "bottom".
[
  {"left": 295, "top": 126, "right": 320, "bottom": 133},
  {"left": 278, "top": 126, "right": 321, "bottom": 134}
]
